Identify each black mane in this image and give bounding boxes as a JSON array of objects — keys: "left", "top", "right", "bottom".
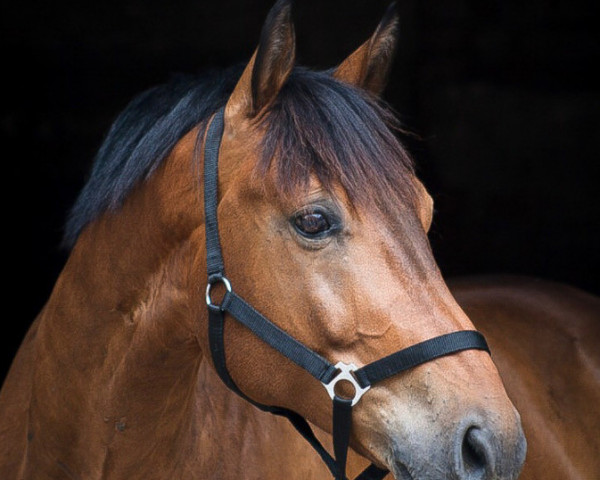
[
  {"left": 63, "top": 66, "right": 415, "bottom": 248},
  {"left": 63, "top": 66, "right": 242, "bottom": 247}
]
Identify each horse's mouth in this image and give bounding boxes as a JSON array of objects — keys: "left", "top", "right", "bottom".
[{"left": 391, "top": 461, "right": 415, "bottom": 480}]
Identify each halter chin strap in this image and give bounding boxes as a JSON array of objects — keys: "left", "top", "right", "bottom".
[{"left": 203, "top": 107, "right": 490, "bottom": 480}]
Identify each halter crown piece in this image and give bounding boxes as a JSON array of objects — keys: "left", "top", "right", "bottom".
[{"left": 203, "top": 107, "right": 490, "bottom": 480}]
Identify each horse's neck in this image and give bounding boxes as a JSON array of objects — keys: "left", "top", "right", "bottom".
[
  {"left": 16, "top": 223, "right": 199, "bottom": 475},
  {"left": 3, "top": 138, "right": 215, "bottom": 476}
]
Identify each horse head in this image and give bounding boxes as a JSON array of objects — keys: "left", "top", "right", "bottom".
[{"left": 190, "top": 1, "right": 526, "bottom": 478}]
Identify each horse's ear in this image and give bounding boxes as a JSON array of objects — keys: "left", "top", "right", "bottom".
[
  {"left": 225, "top": 0, "right": 295, "bottom": 122},
  {"left": 333, "top": 2, "right": 399, "bottom": 96}
]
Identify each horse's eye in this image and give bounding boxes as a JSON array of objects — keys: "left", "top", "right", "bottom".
[{"left": 294, "top": 211, "right": 332, "bottom": 238}]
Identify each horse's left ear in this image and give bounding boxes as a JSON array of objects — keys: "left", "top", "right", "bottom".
[
  {"left": 225, "top": 0, "right": 295, "bottom": 122},
  {"left": 333, "top": 2, "right": 399, "bottom": 96}
]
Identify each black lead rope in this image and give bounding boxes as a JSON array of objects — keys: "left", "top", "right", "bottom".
[{"left": 203, "top": 107, "right": 490, "bottom": 480}]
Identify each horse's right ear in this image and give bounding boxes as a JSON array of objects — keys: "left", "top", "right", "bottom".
[
  {"left": 333, "top": 2, "right": 399, "bottom": 96},
  {"left": 225, "top": 0, "right": 295, "bottom": 123}
]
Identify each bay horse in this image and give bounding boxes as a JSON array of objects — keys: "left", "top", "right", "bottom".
[{"left": 1, "top": 1, "right": 598, "bottom": 479}]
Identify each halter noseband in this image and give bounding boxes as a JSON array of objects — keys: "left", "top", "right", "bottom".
[{"left": 203, "top": 107, "right": 490, "bottom": 480}]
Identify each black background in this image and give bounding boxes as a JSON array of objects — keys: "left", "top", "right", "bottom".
[{"left": 2, "top": 0, "right": 598, "bottom": 382}]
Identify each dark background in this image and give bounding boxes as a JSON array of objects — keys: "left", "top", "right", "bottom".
[{"left": 2, "top": 0, "right": 598, "bottom": 382}]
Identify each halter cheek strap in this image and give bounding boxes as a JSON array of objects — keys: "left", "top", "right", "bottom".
[{"left": 203, "top": 107, "right": 490, "bottom": 480}]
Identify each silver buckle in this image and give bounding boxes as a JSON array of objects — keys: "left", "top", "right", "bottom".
[
  {"left": 322, "top": 362, "right": 370, "bottom": 406},
  {"left": 205, "top": 276, "right": 232, "bottom": 307}
]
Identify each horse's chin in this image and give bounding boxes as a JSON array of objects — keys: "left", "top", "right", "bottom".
[
  {"left": 352, "top": 442, "right": 416, "bottom": 480},
  {"left": 390, "top": 462, "right": 416, "bottom": 480},
  {"left": 357, "top": 438, "right": 419, "bottom": 480}
]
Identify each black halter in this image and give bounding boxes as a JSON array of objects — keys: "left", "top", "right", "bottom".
[{"left": 203, "top": 107, "right": 490, "bottom": 480}]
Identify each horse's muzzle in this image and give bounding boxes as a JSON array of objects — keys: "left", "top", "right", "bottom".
[{"left": 388, "top": 408, "right": 526, "bottom": 480}]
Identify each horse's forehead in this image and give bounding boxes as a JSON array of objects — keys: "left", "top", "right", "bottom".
[
  {"left": 223, "top": 158, "right": 423, "bottom": 231},
  {"left": 214, "top": 113, "right": 423, "bottom": 229}
]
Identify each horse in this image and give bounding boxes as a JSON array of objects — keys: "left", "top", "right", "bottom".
[{"left": 1, "top": 1, "right": 598, "bottom": 478}]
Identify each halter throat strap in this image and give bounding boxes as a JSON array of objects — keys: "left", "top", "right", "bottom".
[{"left": 202, "top": 107, "right": 490, "bottom": 480}]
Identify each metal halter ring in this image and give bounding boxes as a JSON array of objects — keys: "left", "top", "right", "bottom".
[
  {"left": 205, "top": 276, "right": 232, "bottom": 307},
  {"left": 322, "top": 362, "right": 371, "bottom": 407}
]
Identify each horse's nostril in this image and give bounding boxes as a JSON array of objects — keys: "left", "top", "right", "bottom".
[
  {"left": 458, "top": 426, "right": 495, "bottom": 479},
  {"left": 462, "top": 427, "right": 487, "bottom": 474}
]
